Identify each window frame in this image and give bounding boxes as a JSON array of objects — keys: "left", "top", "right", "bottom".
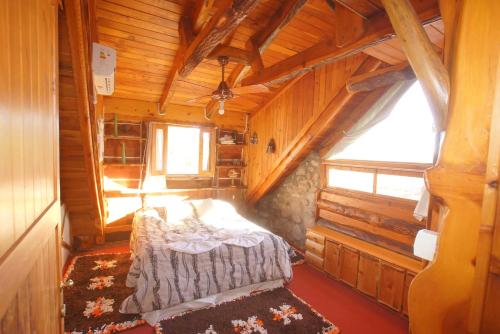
[
  {"left": 322, "top": 159, "right": 432, "bottom": 203},
  {"left": 150, "top": 123, "right": 215, "bottom": 177}
]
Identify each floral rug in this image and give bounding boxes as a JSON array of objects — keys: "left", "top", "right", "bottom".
[{"left": 64, "top": 251, "right": 333, "bottom": 334}]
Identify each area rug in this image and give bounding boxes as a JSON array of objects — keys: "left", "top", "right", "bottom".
[{"left": 64, "top": 251, "right": 331, "bottom": 334}]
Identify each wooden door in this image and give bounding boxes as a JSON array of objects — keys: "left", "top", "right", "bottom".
[
  {"left": 324, "top": 240, "right": 341, "bottom": 278},
  {"left": 0, "top": 0, "right": 61, "bottom": 333},
  {"left": 357, "top": 253, "right": 380, "bottom": 298},
  {"left": 378, "top": 262, "right": 405, "bottom": 311},
  {"left": 339, "top": 246, "right": 360, "bottom": 287}
]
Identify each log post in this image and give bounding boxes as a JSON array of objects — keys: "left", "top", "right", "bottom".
[{"left": 380, "top": 0, "right": 449, "bottom": 131}]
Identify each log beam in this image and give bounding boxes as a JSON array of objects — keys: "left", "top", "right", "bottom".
[
  {"left": 346, "top": 62, "right": 415, "bottom": 93},
  {"left": 190, "top": 0, "right": 215, "bottom": 34},
  {"left": 380, "top": 0, "right": 449, "bottom": 131},
  {"left": 241, "top": 2, "right": 440, "bottom": 87},
  {"left": 159, "top": 0, "right": 259, "bottom": 113},
  {"left": 204, "top": 0, "right": 307, "bottom": 117}
]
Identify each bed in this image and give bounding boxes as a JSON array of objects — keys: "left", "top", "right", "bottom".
[{"left": 119, "top": 199, "right": 293, "bottom": 324}]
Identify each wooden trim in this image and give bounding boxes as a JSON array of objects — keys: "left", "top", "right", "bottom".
[{"left": 323, "top": 159, "right": 432, "bottom": 173}]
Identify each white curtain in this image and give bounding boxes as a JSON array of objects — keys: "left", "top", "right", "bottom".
[
  {"left": 141, "top": 121, "right": 166, "bottom": 191},
  {"left": 325, "top": 80, "right": 415, "bottom": 158}
]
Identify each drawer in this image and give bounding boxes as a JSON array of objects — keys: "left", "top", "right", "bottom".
[
  {"left": 305, "top": 239, "right": 325, "bottom": 257},
  {"left": 306, "top": 229, "right": 325, "bottom": 244},
  {"left": 305, "top": 251, "right": 324, "bottom": 269}
]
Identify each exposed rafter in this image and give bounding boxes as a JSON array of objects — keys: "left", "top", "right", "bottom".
[
  {"left": 380, "top": 0, "right": 449, "bottom": 131},
  {"left": 241, "top": 2, "right": 440, "bottom": 87},
  {"left": 159, "top": 0, "right": 260, "bottom": 113},
  {"left": 346, "top": 62, "right": 415, "bottom": 93},
  {"left": 204, "top": 0, "right": 308, "bottom": 117}
]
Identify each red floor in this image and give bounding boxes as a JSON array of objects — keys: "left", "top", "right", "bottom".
[{"left": 113, "top": 262, "right": 408, "bottom": 334}]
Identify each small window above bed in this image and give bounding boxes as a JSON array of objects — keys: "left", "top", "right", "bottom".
[{"left": 151, "top": 124, "right": 214, "bottom": 177}]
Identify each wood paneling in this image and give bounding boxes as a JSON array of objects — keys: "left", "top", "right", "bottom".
[
  {"left": 0, "top": 0, "right": 61, "bottom": 332},
  {"left": 59, "top": 9, "right": 101, "bottom": 237},
  {"left": 247, "top": 54, "right": 366, "bottom": 197}
]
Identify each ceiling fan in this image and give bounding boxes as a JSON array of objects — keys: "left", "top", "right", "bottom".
[{"left": 186, "top": 55, "right": 269, "bottom": 115}]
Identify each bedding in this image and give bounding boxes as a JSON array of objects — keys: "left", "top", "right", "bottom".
[{"left": 120, "top": 199, "right": 293, "bottom": 316}]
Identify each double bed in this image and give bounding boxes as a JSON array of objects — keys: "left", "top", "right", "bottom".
[{"left": 120, "top": 199, "right": 293, "bottom": 324}]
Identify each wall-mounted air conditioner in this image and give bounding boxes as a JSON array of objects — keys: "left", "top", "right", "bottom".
[{"left": 92, "top": 42, "right": 116, "bottom": 96}]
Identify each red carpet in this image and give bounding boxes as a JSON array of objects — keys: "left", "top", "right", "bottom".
[{"left": 72, "top": 246, "right": 408, "bottom": 334}]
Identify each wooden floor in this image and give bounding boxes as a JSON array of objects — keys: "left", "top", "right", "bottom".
[{"left": 70, "top": 242, "right": 408, "bottom": 334}]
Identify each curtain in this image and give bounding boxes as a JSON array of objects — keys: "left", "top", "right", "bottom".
[{"left": 141, "top": 121, "right": 166, "bottom": 191}]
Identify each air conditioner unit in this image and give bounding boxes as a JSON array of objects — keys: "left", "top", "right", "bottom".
[{"left": 92, "top": 43, "right": 116, "bottom": 96}]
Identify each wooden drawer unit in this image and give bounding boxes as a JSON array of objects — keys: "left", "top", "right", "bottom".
[
  {"left": 307, "top": 226, "right": 422, "bottom": 316},
  {"left": 305, "top": 228, "right": 326, "bottom": 269},
  {"left": 305, "top": 251, "right": 324, "bottom": 269}
]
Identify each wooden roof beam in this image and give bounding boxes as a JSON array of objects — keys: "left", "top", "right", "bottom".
[
  {"left": 190, "top": 0, "right": 215, "bottom": 34},
  {"left": 159, "top": 0, "right": 260, "bottom": 113},
  {"left": 347, "top": 62, "right": 415, "bottom": 93},
  {"left": 205, "top": 0, "right": 308, "bottom": 117},
  {"left": 241, "top": 1, "right": 440, "bottom": 87},
  {"left": 380, "top": 0, "right": 449, "bottom": 131},
  {"left": 208, "top": 45, "right": 253, "bottom": 65}
]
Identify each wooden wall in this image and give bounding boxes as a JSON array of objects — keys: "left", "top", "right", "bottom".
[
  {"left": 246, "top": 54, "right": 367, "bottom": 195},
  {"left": 59, "top": 9, "right": 101, "bottom": 237},
  {"left": 0, "top": 0, "right": 62, "bottom": 332}
]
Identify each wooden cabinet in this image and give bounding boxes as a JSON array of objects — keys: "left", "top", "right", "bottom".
[
  {"left": 340, "top": 246, "right": 360, "bottom": 287},
  {"left": 324, "top": 240, "right": 341, "bottom": 278},
  {"left": 357, "top": 253, "right": 380, "bottom": 298},
  {"left": 403, "top": 271, "right": 416, "bottom": 315},
  {"left": 307, "top": 226, "right": 421, "bottom": 316},
  {"left": 378, "top": 262, "right": 406, "bottom": 311}
]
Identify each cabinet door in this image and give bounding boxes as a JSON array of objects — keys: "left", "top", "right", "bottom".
[
  {"left": 403, "top": 271, "right": 416, "bottom": 315},
  {"left": 357, "top": 253, "right": 380, "bottom": 298},
  {"left": 340, "top": 246, "right": 360, "bottom": 287},
  {"left": 378, "top": 262, "right": 405, "bottom": 311},
  {"left": 324, "top": 241, "right": 341, "bottom": 278}
]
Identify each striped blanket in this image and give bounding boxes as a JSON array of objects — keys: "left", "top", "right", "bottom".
[{"left": 120, "top": 202, "right": 293, "bottom": 314}]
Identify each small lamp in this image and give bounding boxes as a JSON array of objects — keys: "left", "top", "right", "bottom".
[{"left": 266, "top": 138, "right": 276, "bottom": 154}]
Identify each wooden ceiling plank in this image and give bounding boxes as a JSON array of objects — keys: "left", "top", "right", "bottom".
[
  {"left": 346, "top": 62, "right": 415, "bottom": 93},
  {"left": 159, "top": 0, "right": 260, "bottom": 113},
  {"left": 190, "top": 0, "right": 215, "bottom": 34},
  {"left": 241, "top": 1, "right": 440, "bottom": 87},
  {"left": 208, "top": 44, "right": 253, "bottom": 65},
  {"left": 334, "top": 2, "right": 366, "bottom": 48}
]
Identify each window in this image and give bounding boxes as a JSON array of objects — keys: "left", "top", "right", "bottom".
[
  {"left": 324, "top": 82, "right": 435, "bottom": 201},
  {"left": 325, "top": 162, "right": 428, "bottom": 201},
  {"left": 151, "top": 124, "right": 213, "bottom": 176}
]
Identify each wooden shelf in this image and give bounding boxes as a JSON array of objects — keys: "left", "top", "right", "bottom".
[
  {"left": 217, "top": 143, "right": 246, "bottom": 147},
  {"left": 104, "top": 163, "right": 145, "bottom": 167},
  {"left": 216, "top": 165, "right": 246, "bottom": 168},
  {"left": 105, "top": 136, "right": 145, "bottom": 141}
]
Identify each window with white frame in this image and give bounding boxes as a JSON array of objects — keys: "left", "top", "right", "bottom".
[{"left": 151, "top": 124, "right": 213, "bottom": 176}]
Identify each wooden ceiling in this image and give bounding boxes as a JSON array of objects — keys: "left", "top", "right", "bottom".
[{"left": 95, "top": 0, "right": 443, "bottom": 114}]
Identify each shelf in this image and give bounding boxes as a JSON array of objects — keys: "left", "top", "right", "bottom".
[
  {"left": 217, "top": 143, "right": 246, "bottom": 147},
  {"left": 216, "top": 165, "right": 246, "bottom": 169},
  {"left": 104, "top": 163, "right": 145, "bottom": 167},
  {"left": 105, "top": 136, "right": 145, "bottom": 141}
]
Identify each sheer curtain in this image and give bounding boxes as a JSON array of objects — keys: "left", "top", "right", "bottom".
[
  {"left": 141, "top": 121, "right": 166, "bottom": 191},
  {"left": 325, "top": 80, "right": 415, "bottom": 158}
]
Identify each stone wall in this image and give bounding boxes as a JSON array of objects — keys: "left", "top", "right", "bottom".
[{"left": 248, "top": 151, "right": 321, "bottom": 248}]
